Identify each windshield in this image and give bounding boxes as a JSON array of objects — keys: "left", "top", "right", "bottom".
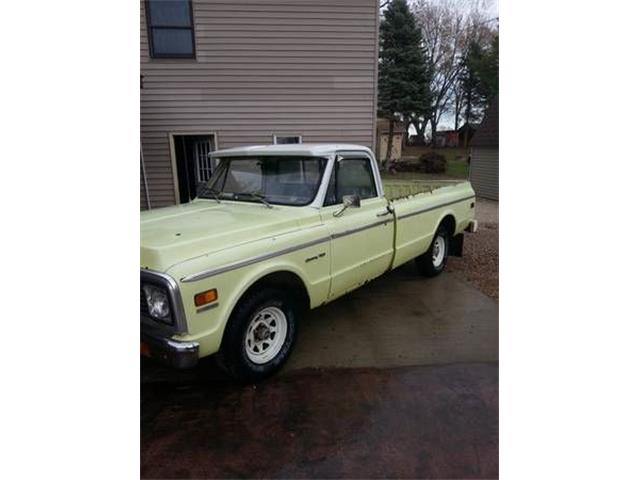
[{"left": 198, "top": 156, "right": 328, "bottom": 206}]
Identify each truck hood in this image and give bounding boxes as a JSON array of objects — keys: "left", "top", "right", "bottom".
[{"left": 140, "top": 200, "right": 318, "bottom": 272}]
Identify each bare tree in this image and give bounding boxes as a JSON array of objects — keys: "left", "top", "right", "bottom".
[{"left": 411, "top": 0, "right": 495, "bottom": 146}]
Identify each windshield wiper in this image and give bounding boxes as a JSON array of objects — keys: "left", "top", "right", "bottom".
[
  {"left": 235, "top": 191, "right": 273, "bottom": 209},
  {"left": 198, "top": 186, "right": 222, "bottom": 203}
]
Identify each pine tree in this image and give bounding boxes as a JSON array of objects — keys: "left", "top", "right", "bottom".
[
  {"left": 378, "top": 0, "right": 431, "bottom": 160},
  {"left": 457, "top": 34, "right": 499, "bottom": 147}
]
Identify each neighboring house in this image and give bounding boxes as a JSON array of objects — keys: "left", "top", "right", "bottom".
[
  {"left": 375, "top": 117, "right": 404, "bottom": 162},
  {"left": 432, "top": 123, "right": 478, "bottom": 148},
  {"left": 433, "top": 129, "right": 459, "bottom": 148},
  {"left": 140, "top": 0, "right": 379, "bottom": 209},
  {"left": 469, "top": 96, "right": 499, "bottom": 200}
]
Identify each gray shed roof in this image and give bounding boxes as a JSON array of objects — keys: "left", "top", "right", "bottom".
[{"left": 471, "top": 96, "right": 499, "bottom": 148}]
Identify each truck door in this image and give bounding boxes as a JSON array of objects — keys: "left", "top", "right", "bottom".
[{"left": 320, "top": 154, "right": 394, "bottom": 299}]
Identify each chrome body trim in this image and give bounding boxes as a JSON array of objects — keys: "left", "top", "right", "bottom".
[
  {"left": 330, "top": 219, "right": 391, "bottom": 240},
  {"left": 181, "top": 235, "right": 332, "bottom": 283},
  {"left": 165, "top": 339, "right": 200, "bottom": 352},
  {"left": 196, "top": 302, "right": 219, "bottom": 313},
  {"left": 396, "top": 195, "right": 476, "bottom": 221},
  {"left": 141, "top": 269, "right": 188, "bottom": 334}
]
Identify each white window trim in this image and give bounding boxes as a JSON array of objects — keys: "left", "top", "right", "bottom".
[{"left": 193, "top": 139, "right": 216, "bottom": 183}]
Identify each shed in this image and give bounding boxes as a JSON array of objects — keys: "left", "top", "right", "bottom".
[
  {"left": 469, "top": 96, "right": 499, "bottom": 200},
  {"left": 376, "top": 117, "right": 404, "bottom": 162}
]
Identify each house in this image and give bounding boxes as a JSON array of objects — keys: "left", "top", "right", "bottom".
[
  {"left": 432, "top": 123, "right": 478, "bottom": 148},
  {"left": 469, "top": 96, "right": 499, "bottom": 200},
  {"left": 433, "top": 129, "right": 459, "bottom": 148},
  {"left": 375, "top": 117, "right": 404, "bottom": 162},
  {"left": 140, "top": 0, "right": 379, "bottom": 209}
]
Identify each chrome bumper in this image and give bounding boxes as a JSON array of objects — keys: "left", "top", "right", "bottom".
[
  {"left": 465, "top": 219, "right": 479, "bottom": 233},
  {"left": 141, "top": 331, "right": 199, "bottom": 369}
]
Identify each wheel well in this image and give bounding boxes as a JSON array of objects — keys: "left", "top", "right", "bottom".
[
  {"left": 240, "top": 271, "right": 310, "bottom": 312},
  {"left": 439, "top": 214, "right": 456, "bottom": 237}
]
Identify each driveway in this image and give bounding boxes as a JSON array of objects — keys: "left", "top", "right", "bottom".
[
  {"left": 449, "top": 198, "right": 499, "bottom": 299},
  {"left": 142, "top": 262, "right": 499, "bottom": 478}
]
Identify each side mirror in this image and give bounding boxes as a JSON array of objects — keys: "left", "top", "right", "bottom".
[
  {"left": 343, "top": 194, "right": 361, "bottom": 208},
  {"left": 333, "top": 194, "right": 361, "bottom": 217}
]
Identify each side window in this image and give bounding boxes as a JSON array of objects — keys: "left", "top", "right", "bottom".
[{"left": 324, "top": 158, "right": 377, "bottom": 206}]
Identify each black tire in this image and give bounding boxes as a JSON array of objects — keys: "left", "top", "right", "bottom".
[
  {"left": 416, "top": 225, "right": 450, "bottom": 277},
  {"left": 218, "top": 287, "right": 298, "bottom": 383}
]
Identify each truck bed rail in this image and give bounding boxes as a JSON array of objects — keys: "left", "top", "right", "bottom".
[{"left": 382, "top": 179, "right": 467, "bottom": 201}]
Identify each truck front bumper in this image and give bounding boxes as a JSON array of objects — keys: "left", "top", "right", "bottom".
[{"left": 141, "top": 332, "right": 199, "bottom": 369}]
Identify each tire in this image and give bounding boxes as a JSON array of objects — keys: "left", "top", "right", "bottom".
[
  {"left": 218, "top": 287, "right": 298, "bottom": 383},
  {"left": 416, "top": 225, "right": 450, "bottom": 277}
]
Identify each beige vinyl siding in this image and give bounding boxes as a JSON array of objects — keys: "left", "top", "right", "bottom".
[
  {"left": 469, "top": 147, "right": 499, "bottom": 200},
  {"left": 140, "top": 0, "right": 379, "bottom": 209}
]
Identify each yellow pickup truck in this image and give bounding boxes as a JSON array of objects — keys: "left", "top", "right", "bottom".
[{"left": 141, "top": 144, "right": 477, "bottom": 381}]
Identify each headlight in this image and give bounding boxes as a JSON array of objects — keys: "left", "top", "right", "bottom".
[{"left": 142, "top": 284, "right": 171, "bottom": 322}]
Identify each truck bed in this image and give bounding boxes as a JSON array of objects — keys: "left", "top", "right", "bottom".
[{"left": 382, "top": 178, "right": 469, "bottom": 201}]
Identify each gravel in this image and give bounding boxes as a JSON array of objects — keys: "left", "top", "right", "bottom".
[{"left": 447, "top": 199, "right": 499, "bottom": 300}]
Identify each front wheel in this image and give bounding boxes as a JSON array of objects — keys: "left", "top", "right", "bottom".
[
  {"left": 416, "top": 226, "right": 450, "bottom": 277},
  {"left": 218, "top": 287, "right": 298, "bottom": 383}
]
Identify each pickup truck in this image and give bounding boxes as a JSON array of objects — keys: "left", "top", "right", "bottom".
[{"left": 141, "top": 144, "right": 477, "bottom": 381}]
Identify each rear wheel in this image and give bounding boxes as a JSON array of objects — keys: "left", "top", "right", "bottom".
[
  {"left": 218, "top": 287, "right": 298, "bottom": 383},
  {"left": 416, "top": 225, "right": 450, "bottom": 277}
]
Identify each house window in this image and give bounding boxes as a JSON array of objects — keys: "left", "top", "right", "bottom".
[
  {"left": 273, "top": 135, "right": 302, "bottom": 145},
  {"left": 146, "top": 0, "right": 195, "bottom": 58},
  {"left": 194, "top": 138, "right": 215, "bottom": 183}
]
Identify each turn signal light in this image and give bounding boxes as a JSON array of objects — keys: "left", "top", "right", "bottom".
[{"left": 194, "top": 288, "right": 218, "bottom": 307}]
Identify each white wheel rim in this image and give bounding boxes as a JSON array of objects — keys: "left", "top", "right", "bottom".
[
  {"left": 432, "top": 235, "right": 446, "bottom": 267},
  {"left": 244, "top": 306, "right": 288, "bottom": 364}
]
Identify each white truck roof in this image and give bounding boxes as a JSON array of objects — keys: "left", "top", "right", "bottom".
[{"left": 209, "top": 143, "right": 374, "bottom": 158}]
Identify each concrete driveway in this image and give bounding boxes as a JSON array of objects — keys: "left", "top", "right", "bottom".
[
  {"left": 141, "top": 262, "right": 498, "bottom": 478},
  {"left": 142, "top": 263, "right": 497, "bottom": 382},
  {"left": 286, "top": 264, "right": 498, "bottom": 371}
]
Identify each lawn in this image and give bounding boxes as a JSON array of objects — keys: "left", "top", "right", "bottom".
[
  {"left": 446, "top": 158, "right": 470, "bottom": 177},
  {"left": 381, "top": 158, "right": 470, "bottom": 182},
  {"left": 390, "top": 146, "right": 470, "bottom": 179}
]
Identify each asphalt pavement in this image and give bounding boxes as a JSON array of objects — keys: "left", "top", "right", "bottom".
[{"left": 141, "top": 261, "right": 499, "bottom": 478}]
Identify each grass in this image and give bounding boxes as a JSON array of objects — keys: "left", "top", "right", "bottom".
[
  {"left": 446, "top": 159, "right": 470, "bottom": 178},
  {"left": 380, "top": 151, "right": 470, "bottom": 181},
  {"left": 394, "top": 146, "right": 470, "bottom": 179}
]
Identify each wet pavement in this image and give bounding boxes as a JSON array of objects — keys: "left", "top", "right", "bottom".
[
  {"left": 142, "top": 363, "right": 498, "bottom": 479},
  {"left": 142, "top": 261, "right": 499, "bottom": 478}
]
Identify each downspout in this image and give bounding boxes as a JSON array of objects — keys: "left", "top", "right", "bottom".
[{"left": 140, "top": 143, "right": 151, "bottom": 210}]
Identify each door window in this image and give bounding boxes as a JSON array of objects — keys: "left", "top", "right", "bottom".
[{"left": 324, "top": 158, "right": 377, "bottom": 206}]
